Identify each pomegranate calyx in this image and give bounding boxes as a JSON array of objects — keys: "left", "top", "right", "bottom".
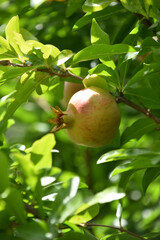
[{"left": 48, "top": 106, "right": 67, "bottom": 132}]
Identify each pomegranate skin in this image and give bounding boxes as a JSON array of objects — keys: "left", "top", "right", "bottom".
[
  {"left": 61, "top": 82, "right": 83, "bottom": 109},
  {"left": 63, "top": 87, "right": 121, "bottom": 148}
]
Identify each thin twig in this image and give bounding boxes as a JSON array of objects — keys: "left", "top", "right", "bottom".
[
  {"left": 116, "top": 93, "right": 160, "bottom": 130},
  {"left": 37, "top": 67, "right": 83, "bottom": 81},
  {"left": 24, "top": 203, "right": 40, "bottom": 218},
  {"left": 0, "top": 60, "right": 83, "bottom": 81},
  {"left": 81, "top": 223, "right": 146, "bottom": 240}
]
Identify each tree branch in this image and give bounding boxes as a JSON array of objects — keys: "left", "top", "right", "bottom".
[
  {"left": 81, "top": 223, "right": 146, "bottom": 240},
  {"left": 116, "top": 92, "right": 160, "bottom": 129}
]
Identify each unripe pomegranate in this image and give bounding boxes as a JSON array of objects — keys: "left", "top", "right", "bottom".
[
  {"left": 61, "top": 81, "right": 83, "bottom": 108},
  {"left": 49, "top": 87, "right": 121, "bottom": 148}
]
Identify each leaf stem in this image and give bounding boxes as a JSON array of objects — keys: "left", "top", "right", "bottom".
[
  {"left": 116, "top": 92, "right": 160, "bottom": 130},
  {"left": 81, "top": 223, "right": 146, "bottom": 240}
]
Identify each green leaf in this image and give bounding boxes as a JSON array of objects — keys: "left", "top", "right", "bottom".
[
  {"left": 66, "top": 0, "right": 85, "bottom": 17},
  {"left": 121, "top": 118, "right": 157, "bottom": 146},
  {"left": 68, "top": 67, "right": 88, "bottom": 79},
  {"left": 0, "top": 66, "right": 36, "bottom": 83},
  {"left": 5, "top": 16, "right": 23, "bottom": 59},
  {"left": 30, "top": 133, "right": 56, "bottom": 170},
  {"left": 111, "top": 158, "right": 160, "bottom": 177},
  {"left": 21, "top": 28, "right": 38, "bottom": 41},
  {"left": 0, "top": 36, "right": 10, "bottom": 53},
  {"left": 88, "top": 187, "right": 125, "bottom": 205},
  {"left": 0, "top": 151, "right": 9, "bottom": 194},
  {"left": 91, "top": 18, "right": 110, "bottom": 44},
  {"left": 83, "top": 74, "right": 108, "bottom": 90},
  {"left": 142, "top": 167, "right": 160, "bottom": 193},
  {"left": 6, "top": 188, "right": 26, "bottom": 223},
  {"left": 60, "top": 230, "right": 98, "bottom": 240},
  {"left": 69, "top": 204, "right": 99, "bottom": 224},
  {"left": 16, "top": 220, "right": 50, "bottom": 240},
  {"left": 125, "top": 88, "right": 160, "bottom": 109},
  {"left": 50, "top": 177, "right": 81, "bottom": 224},
  {"left": 83, "top": 0, "right": 112, "bottom": 12},
  {"left": 0, "top": 71, "right": 45, "bottom": 131},
  {"left": 73, "top": 44, "right": 136, "bottom": 63},
  {"left": 97, "top": 148, "right": 160, "bottom": 164},
  {"left": 52, "top": 49, "right": 73, "bottom": 66},
  {"left": 88, "top": 63, "right": 119, "bottom": 88},
  {"left": 101, "top": 233, "right": 140, "bottom": 240},
  {"left": 13, "top": 32, "right": 33, "bottom": 54},
  {"left": 73, "top": 4, "right": 124, "bottom": 30},
  {"left": 41, "top": 44, "right": 60, "bottom": 60},
  {"left": 125, "top": 63, "right": 160, "bottom": 89},
  {"left": 120, "top": 0, "right": 148, "bottom": 17},
  {"left": 11, "top": 152, "right": 38, "bottom": 191},
  {"left": 119, "top": 170, "right": 135, "bottom": 189}
]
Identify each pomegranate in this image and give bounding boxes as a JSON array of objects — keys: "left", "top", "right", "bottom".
[
  {"left": 49, "top": 87, "right": 121, "bottom": 148},
  {"left": 61, "top": 82, "right": 83, "bottom": 108}
]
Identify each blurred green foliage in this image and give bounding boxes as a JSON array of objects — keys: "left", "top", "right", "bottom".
[{"left": 0, "top": 1, "right": 160, "bottom": 240}]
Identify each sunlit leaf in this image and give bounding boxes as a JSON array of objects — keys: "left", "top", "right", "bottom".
[
  {"left": 73, "top": 4, "right": 124, "bottom": 30},
  {"left": 69, "top": 204, "right": 99, "bottom": 224},
  {"left": 111, "top": 158, "right": 160, "bottom": 177},
  {"left": 53, "top": 50, "right": 73, "bottom": 66},
  {"left": 30, "top": 133, "right": 56, "bottom": 170},
  {"left": 73, "top": 44, "right": 136, "bottom": 63},
  {"left": 97, "top": 148, "right": 160, "bottom": 164},
  {"left": 50, "top": 177, "right": 81, "bottom": 224},
  {"left": 89, "top": 187, "right": 125, "bottom": 204},
  {"left": 83, "top": 0, "right": 112, "bottom": 12},
  {"left": 5, "top": 16, "right": 23, "bottom": 60}
]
